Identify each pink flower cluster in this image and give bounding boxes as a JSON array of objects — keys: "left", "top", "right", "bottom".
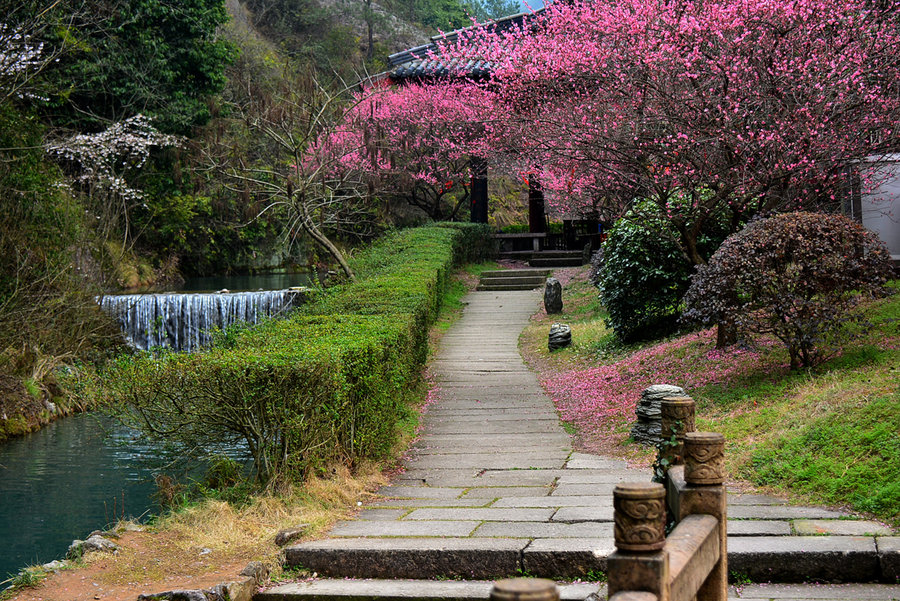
[{"left": 345, "top": 0, "right": 900, "bottom": 224}]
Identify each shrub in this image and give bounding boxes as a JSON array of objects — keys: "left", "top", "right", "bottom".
[
  {"left": 682, "top": 212, "right": 894, "bottom": 369},
  {"left": 596, "top": 214, "right": 692, "bottom": 342}
]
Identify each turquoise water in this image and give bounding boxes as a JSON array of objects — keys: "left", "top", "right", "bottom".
[{"left": 0, "top": 414, "right": 158, "bottom": 579}]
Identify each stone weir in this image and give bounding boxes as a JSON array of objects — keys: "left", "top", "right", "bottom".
[{"left": 98, "top": 289, "right": 308, "bottom": 352}]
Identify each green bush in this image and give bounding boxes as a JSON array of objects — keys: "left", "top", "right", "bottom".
[
  {"left": 596, "top": 214, "right": 692, "bottom": 342},
  {"left": 89, "top": 225, "right": 491, "bottom": 485}
]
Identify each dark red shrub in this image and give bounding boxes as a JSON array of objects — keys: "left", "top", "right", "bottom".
[{"left": 682, "top": 212, "right": 894, "bottom": 369}]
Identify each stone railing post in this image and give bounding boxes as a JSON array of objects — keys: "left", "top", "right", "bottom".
[
  {"left": 608, "top": 482, "right": 668, "bottom": 601},
  {"left": 660, "top": 396, "right": 695, "bottom": 466},
  {"left": 680, "top": 432, "right": 727, "bottom": 601},
  {"left": 491, "top": 578, "right": 559, "bottom": 601}
]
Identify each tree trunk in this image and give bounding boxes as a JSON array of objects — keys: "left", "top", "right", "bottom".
[
  {"left": 299, "top": 198, "right": 356, "bottom": 281},
  {"left": 716, "top": 319, "right": 738, "bottom": 348}
]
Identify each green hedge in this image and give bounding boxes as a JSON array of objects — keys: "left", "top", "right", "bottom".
[{"left": 93, "top": 224, "right": 492, "bottom": 484}]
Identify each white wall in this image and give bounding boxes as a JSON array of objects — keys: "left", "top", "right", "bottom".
[{"left": 862, "top": 155, "right": 900, "bottom": 260}]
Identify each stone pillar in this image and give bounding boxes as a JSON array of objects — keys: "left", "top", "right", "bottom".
[
  {"left": 660, "top": 396, "right": 695, "bottom": 466},
  {"left": 528, "top": 175, "right": 546, "bottom": 234},
  {"left": 681, "top": 432, "right": 727, "bottom": 601},
  {"left": 608, "top": 482, "right": 669, "bottom": 600},
  {"left": 491, "top": 578, "right": 559, "bottom": 601},
  {"left": 470, "top": 157, "right": 488, "bottom": 224}
]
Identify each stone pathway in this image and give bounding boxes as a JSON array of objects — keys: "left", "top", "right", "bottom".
[{"left": 275, "top": 290, "right": 898, "bottom": 597}]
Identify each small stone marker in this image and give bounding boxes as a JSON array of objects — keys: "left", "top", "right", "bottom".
[
  {"left": 490, "top": 578, "right": 560, "bottom": 601},
  {"left": 548, "top": 323, "right": 571, "bottom": 351},
  {"left": 544, "top": 277, "right": 563, "bottom": 314},
  {"left": 630, "top": 384, "right": 685, "bottom": 445}
]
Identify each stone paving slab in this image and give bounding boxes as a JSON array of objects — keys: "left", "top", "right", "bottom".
[
  {"left": 376, "top": 486, "right": 464, "bottom": 499},
  {"left": 330, "top": 520, "right": 480, "bottom": 538},
  {"left": 368, "top": 499, "right": 494, "bottom": 509},
  {"left": 728, "top": 506, "right": 849, "bottom": 520},
  {"left": 728, "top": 520, "right": 793, "bottom": 536},
  {"left": 550, "top": 484, "right": 621, "bottom": 497},
  {"left": 729, "top": 494, "right": 790, "bottom": 506},
  {"left": 493, "top": 496, "right": 613, "bottom": 508},
  {"left": 357, "top": 510, "right": 411, "bottom": 521},
  {"left": 565, "top": 454, "right": 628, "bottom": 470},
  {"left": 460, "top": 487, "right": 552, "bottom": 499},
  {"left": 403, "top": 508, "right": 557, "bottom": 522},
  {"left": 473, "top": 521, "right": 613, "bottom": 538},
  {"left": 554, "top": 471, "right": 653, "bottom": 484},
  {"left": 793, "top": 519, "right": 894, "bottom": 536},
  {"left": 550, "top": 507, "right": 616, "bottom": 523},
  {"left": 407, "top": 455, "right": 567, "bottom": 470}
]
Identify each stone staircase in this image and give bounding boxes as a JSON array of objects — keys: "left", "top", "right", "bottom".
[
  {"left": 476, "top": 269, "right": 551, "bottom": 291},
  {"left": 528, "top": 251, "right": 584, "bottom": 268}
]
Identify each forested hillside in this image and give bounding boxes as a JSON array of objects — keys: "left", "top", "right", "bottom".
[{"left": 0, "top": 0, "right": 494, "bottom": 440}]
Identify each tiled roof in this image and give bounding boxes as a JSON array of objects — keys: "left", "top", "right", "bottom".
[{"left": 386, "top": 9, "right": 545, "bottom": 81}]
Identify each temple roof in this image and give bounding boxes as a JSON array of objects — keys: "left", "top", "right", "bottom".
[{"left": 386, "top": 9, "right": 545, "bottom": 81}]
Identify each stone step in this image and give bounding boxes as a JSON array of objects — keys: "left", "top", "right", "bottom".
[
  {"left": 251, "top": 579, "right": 900, "bottom": 601},
  {"left": 532, "top": 251, "right": 583, "bottom": 259},
  {"left": 476, "top": 283, "right": 544, "bottom": 291},
  {"left": 479, "top": 269, "right": 551, "bottom": 278},
  {"left": 529, "top": 257, "right": 584, "bottom": 267},
  {"left": 281, "top": 535, "right": 899, "bottom": 583},
  {"left": 256, "top": 579, "right": 602, "bottom": 601},
  {"left": 478, "top": 276, "right": 547, "bottom": 286}
]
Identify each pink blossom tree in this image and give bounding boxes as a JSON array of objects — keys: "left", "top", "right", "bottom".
[
  {"left": 417, "top": 0, "right": 900, "bottom": 263},
  {"left": 336, "top": 81, "right": 497, "bottom": 221}
]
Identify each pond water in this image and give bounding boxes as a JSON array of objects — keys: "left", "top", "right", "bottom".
[
  {"left": 170, "top": 271, "right": 313, "bottom": 293},
  {"left": 0, "top": 414, "right": 159, "bottom": 579}
]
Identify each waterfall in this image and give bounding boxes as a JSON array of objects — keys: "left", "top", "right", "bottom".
[{"left": 98, "top": 289, "right": 307, "bottom": 352}]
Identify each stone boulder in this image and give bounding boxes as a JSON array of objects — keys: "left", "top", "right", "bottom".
[
  {"left": 544, "top": 277, "right": 563, "bottom": 314},
  {"left": 548, "top": 323, "right": 572, "bottom": 351},
  {"left": 631, "top": 384, "right": 686, "bottom": 445},
  {"left": 67, "top": 533, "right": 119, "bottom": 559}
]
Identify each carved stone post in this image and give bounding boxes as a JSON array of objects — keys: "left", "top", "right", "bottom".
[
  {"left": 660, "top": 396, "right": 695, "bottom": 466},
  {"left": 681, "top": 432, "right": 727, "bottom": 601},
  {"left": 608, "top": 482, "right": 669, "bottom": 601},
  {"left": 684, "top": 432, "right": 725, "bottom": 486},
  {"left": 491, "top": 578, "right": 559, "bottom": 601}
]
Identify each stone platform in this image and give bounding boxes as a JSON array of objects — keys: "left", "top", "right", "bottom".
[{"left": 271, "top": 290, "right": 897, "bottom": 599}]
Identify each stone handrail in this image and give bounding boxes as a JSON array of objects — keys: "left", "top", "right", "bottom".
[{"left": 607, "top": 397, "right": 727, "bottom": 601}]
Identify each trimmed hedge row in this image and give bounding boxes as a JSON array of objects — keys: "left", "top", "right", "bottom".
[{"left": 95, "top": 224, "right": 492, "bottom": 484}]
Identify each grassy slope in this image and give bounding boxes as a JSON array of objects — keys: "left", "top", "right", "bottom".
[{"left": 521, "top": 269, "right": 900, "bottom": 527}]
